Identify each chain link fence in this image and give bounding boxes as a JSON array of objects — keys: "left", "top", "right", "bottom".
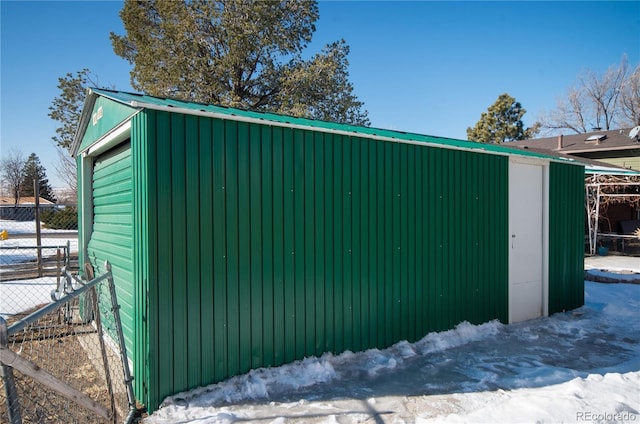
[
  {"left": 1, "top": 204, "right": 79, "bottom": 321},
  {"left": 1, "top": 203, "right": 140, "bottom": 422},
  {"left": 1, "top": 265, "right": 137, "bottom": 423}
]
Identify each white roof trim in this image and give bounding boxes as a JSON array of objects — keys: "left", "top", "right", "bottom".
[{"left": 81, "top": 120, "right": 133, "bottom": 158}]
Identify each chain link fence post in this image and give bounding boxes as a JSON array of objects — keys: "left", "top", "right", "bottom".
[
  {"left": 33, "top": 179, "right": 43, "bottom": 278},
  {"left": 0, "top": 316, "right": 21, "bottom": 424},
  {"left": 104, "top": 261, "right": 138, "bottom": 421}
]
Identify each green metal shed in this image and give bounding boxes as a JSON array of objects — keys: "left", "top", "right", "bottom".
[{"left": 71, "top": 88, "right": 584, "bottom": 413}]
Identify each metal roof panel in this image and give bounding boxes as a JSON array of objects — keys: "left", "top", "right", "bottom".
[{"left": 81, "top": 88, "right": 582, "bottom": 165}]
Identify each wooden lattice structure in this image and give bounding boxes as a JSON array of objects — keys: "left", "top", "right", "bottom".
[{"left": 585, "top": 173, "right": 640, "bottom": 255}]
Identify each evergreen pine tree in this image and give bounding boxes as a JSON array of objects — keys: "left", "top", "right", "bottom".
[
  {"left": 467, "top": 93, "right": 539, "bottom": 143},
  {"left": 110, "top": 0, "right": 369, "bottom": 125},
  {"left": 20, "top": 153, "right": 57, "bottom": 203}
]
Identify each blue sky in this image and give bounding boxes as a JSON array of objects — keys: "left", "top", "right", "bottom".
[{"left": 1, "top": 1, "right": 639, "bottom": 188}]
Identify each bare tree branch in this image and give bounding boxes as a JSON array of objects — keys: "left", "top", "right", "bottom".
[
  {"left": 620, "top": 65, "right": 640, "bottom": 126},
  {"left": 538, "top": 55, "right": 635, "bottom": 134},
  {"left": 0, "top": 149, "right": 25, "bottom": 205},
  {"left": 54, "top": 146, "right": 77, "bottom": 195}
]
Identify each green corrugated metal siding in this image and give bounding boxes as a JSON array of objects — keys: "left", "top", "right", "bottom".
[
  {"left": 87, "top": 142, "right": 135, "bottom": 357},
  {"left": 548, "top": 162, "right": 585, "bottom": 313},
  {"left": 131, "top": 113, "right": 153, "bottom": 402},
  {"left": 137, "top": 110, "right": 510, "bottom": 411}
]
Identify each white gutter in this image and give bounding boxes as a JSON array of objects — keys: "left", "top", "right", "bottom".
[{"left": 81, "top": 119, "right": 134, "bottom": 158}]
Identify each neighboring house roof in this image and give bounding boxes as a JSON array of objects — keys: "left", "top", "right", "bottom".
[
  {"left": 0, "top": 196, "right": 55, "bottom": 206},
  {"left": 506, "top": 145, "right": 640, "bottom": 176},
  {"left": 72, "top": 88, "right": 583, "bottom": 167},
  {"left": 509, "top": 127, "right": 640, "bottom": 154}
]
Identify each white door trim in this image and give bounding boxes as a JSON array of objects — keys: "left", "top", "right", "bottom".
[
  {"left": 79, "top": 122, "right": 132, "bottom": 274},
  {"left": 542, "top": 164, "right": 549, "bottom": 318}
]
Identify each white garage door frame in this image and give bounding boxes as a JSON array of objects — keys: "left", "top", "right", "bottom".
[
  {"left": 78, "top": 120, "right": 132, "bottom": 263},
  {"left": 508, "top": 157, "right": 550, "bottom": 323}
]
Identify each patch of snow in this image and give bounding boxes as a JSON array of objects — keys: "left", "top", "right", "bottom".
[
  {"left": 1, "top": 235, "right": 78, "bottom": 267},
  {"left": 586, "top": 269, "right": 639, "bottom": 282},
  {"left": 1, "top": 231, "right": 78, "bottom": 318},
  {"left": 423, "top": 372, "right": 640, "bottom": 424},
  {"left": 0, "top": 219, "right": 75, "bottom": 235},
  {"left": 584, "top": 255, "right": 640, "bottom": 274},
  {"left": 146, "top": 280, "right": 640, "bottom": 423},
  {"left": 0, "top": 277, "right": 57, "bottom": 318}
]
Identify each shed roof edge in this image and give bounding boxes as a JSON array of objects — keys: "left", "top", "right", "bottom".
[
  {"left": 136, "top": 99, "right": 584, "bottom": 166},
  {"left": 81, "top": 88, "right": 584, "bottom": 166},
  {"left": 70, "top": 88, "right": 98, "bottom": 157}
]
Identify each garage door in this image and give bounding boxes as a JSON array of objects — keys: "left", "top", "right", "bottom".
[{"left": 87, "top": 141, "right": 134, "bottom": 350}]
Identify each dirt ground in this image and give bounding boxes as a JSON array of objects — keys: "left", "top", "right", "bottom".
[{"left": 1, "top": 305, "right": 130, "bottom": 423}]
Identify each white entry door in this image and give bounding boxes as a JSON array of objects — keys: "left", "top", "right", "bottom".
[{"left": 509, "top": 160, "right": 546, "bottom": 323}]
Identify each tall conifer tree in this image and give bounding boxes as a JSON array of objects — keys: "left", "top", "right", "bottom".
[
  {"left": 467, "top": 94, "right": 539, "bottom": 143},
  {"left": 110, "top": 0, "right": 369, "bottom": 125},
  {"left": 20, "top": 153, "right": 57, "bottom": 203}
]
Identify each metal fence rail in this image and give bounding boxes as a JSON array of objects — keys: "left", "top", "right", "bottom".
[
  {"left": 1, "top": 243, "right": 74, "bottom": 278},
  {"left": 0, "top": 263, "right": 138, "bottom": 423},
  {"left": 1, "top": 243, "right": 79, "bottom": 323}
]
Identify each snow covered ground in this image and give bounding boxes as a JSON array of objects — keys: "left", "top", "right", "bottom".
[
  {"left": 0, "top": 277, "right": 60, "bottom": 318},
  {"left": 0, "top": 218, "right": 75, "bottom": 235},
  {"left": 146, "top": 271, "right": 640, "bottom": 423},
  {"left": 0, "top": 244, "right": 76, "bottom": 317},
  {"left": 584, "top": 255, "right": 640, "bottom": 272},
  {"left": 2, "top": 220, "right": 637, "bottom": 423},
  {"left": 0, "top": 236, "right": 78, "bottom": 267},
  {"left": 1, "top": 219, "right": 78, "bottom": 318},
  {"left": 0, "top": 219, "right": 78, "bottom": 266}
]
